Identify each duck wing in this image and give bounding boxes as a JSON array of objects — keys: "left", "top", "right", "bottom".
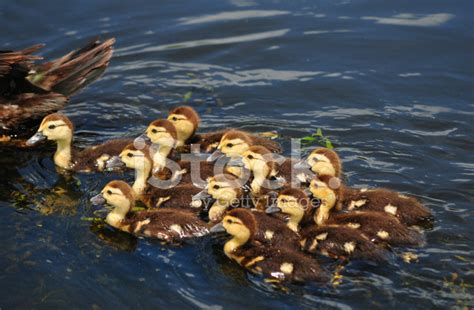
[
  {"left": 126, "top": 209, "right": 210, "bottom": 242},
  {"left": 73, "top": 138, "right": 133, "bottom": 172}
]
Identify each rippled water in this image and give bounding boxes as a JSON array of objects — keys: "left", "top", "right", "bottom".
[{"left": 1, "top": 0, "right": 473, "bottom": 308}]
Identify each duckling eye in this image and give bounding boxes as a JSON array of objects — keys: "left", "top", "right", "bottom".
[
  {"left": 127, "top": 153, "right": 133, "bottom": 158},
  {"left": 247, "top": 154, "right": 254, "bottom": 160},
  {"left": 48, "top": 124, "right": 56, "bottom": 130},
  {"left": 226, "top": 219, "right": 233, "bottom": 224},
  {"left": 106, "top": 190, "right": 112, "bottom": 195},
  {"left": 281, "top": 198, "right": 288, "bottom": 203},
  {"left": 171, "top": 116, "right": 177, "bottom": 121},
  {"left": 151, "top": 129, "right": 158, "bottom": 134},
  {"left": 213, "top": 185, "right": 220, "bottom": 190},
  {"left": 226, "top": 143, "right": 234, "bottom": 148}
]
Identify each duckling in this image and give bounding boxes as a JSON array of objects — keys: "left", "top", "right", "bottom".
[
  {"left": 166, "top": 106, "right": 225, "bottom": 151},
  {"left": 1, "top": 38, "right": 114, "bottom": 144},
  {"left": 240, "top": 145, "right": 309, "bottom": 195},
  {"left": 210, "top": 208, "right": 328, "bottom": 283},
  {"left": 295, "top": 147, "right": 342, "bottom": 178},
  {"left": 105, "top": 143, "right": 204, "bottom": 210},
  {"left": 136, "top": 119, "right": 243, "bottom": 184},
  {"left": 191, "top": 173, "right": 246, "bottom": 222},
  {"left": 91, "top": 180, "right": 209, "bottom": 243},
  {"left": 207, "top": 129, "right": 282, "bottom": 161},
  {"left": 310, "top": 174, "right": 432, "bottom": 227},
  {"left": 266, "top": 188, "right": 389, "bottom": 261},
  {"left": 25, "top": 113, "right": 132, "bottom": 172}
]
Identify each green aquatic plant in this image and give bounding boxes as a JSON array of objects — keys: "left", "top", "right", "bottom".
[{"left": 300, "top": 128, "right": 334, "bottom": 149}]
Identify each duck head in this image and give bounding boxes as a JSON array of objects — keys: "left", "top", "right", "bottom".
[
  {"left": 207, "top": 130, "right": 252, "bottom": 161},
  {"left": 91, "top": 180, "right": 135, "bottom": 227},
  {"left": 266, "top": 188, "right": 310, "bottom": 232},
  {"left": 167, "top": 106, "right": 200, "bottom": 146},
  {"left": 27, "top": 113, "right": 74, "bottom": 146},
  {"left": 309, "top": 175, "right": 341, "bottom": 225},
  {"left": 193, "top": 173, "right": 244, "bottom": 222},
  {"left": 144, "top": 119, "right": 177, "bottom": 147},
  {"left": 26, "top": 113, "right": 74, "bottom": 169},
  {"left": 106, "top": 144, "right": 153, "bottom": 196},
  {"left": 296, "top": 148, "right": 341, "bottom": 178},
  {"left": 210, "top": 208, "right": 257, "bottom": 256}
]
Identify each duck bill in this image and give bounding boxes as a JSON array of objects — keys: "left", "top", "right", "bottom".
[
  {"left": 90, "top": 193, "right": 106, "bottom": 205},
  {"left": 209, "top": 222, "right": 226, "bottom": 233},
  {"left": 134, "top": 133, "right": 151, "bottom": 145},
  {"left": 105, "top": 156, "right": 125, "bottom": 170},
  {"left": 265, "top": 205, "right": 282, "bottom": 214},
  {"left": 207, "top": 150, "right": 224, "bottom": 162},
  {"left": 294, "top": 160, "right": 311, "bottom": 170},
  {"left": 26, "top": 131, "right": 46, "bottom": 146}
]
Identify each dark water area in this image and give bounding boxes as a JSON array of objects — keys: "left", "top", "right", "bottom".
[{"left": 1, "top": 0, "right": 473, "bottom": 308}]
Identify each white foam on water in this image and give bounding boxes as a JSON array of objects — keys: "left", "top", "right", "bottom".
[{"left": 362, "top": 13, "right": 454, "bottom": 27}]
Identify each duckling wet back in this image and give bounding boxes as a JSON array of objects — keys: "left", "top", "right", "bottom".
[{"left": 1, "top": 1, "right": 472, "bottom": 308}]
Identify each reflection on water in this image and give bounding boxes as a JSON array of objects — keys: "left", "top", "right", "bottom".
[{"left": 1, "top": 0, "right": 473, "bottom": 308}]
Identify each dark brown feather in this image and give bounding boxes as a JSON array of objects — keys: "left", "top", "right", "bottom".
[
  {"left": 326, "top": 212, "right": 424, "bottom": 246},
  {"left": 122, "top": 208, "right": 210, "bottom": 243},
  {"left": 339, "top": 186, "right": 433, "bottom": 226},
  {"left": 301, "top": 225, "right": 389, "bottom": 261}
]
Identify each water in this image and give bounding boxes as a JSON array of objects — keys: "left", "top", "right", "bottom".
[{"left": 1, "top": 0, "right": 473, "bottom": 308}]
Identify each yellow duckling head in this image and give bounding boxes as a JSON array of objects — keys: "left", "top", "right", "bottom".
[
  {"left": 144, "top": 119, "right": 177, "bottom": 147},
  {"left": 207, "top": 130, "right": 252, "bottom": 161},
  {"left": 27, "top": 113, "right": 74, "bottom": 145},
  {"left": 295, "top": 148, "right": 341, "bottom": 178},
  {"left": 167, "top": 106, "right": 200, "bottom": 146},
  {"left": 276, "top": 188, "right": 311, "bottom": 231}
]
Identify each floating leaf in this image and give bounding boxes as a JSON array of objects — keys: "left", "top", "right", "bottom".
[
  {"left": 325, "top": 138, "right": 334, "bottom": 149},
  {"left": 454, "top": 255, "right": 467, "bottom": 262},
  {"left": 183, "top": 91, "right": 193, "bottom": 102},
  {"left": 314, "top": 128, "right": 323, "bottom": 137},
  {"left": 301, "top": 136, "right": 316, "bottom": 143}
]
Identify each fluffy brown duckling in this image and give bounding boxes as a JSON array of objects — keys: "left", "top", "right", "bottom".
[
  {"left": 310, "top": 174, "right": 432, "bottom": 227},
  {"left": 191, "top": 173, "right": 246, "bottom": 222},
  {"left": 1, "top": 38, "right": 114, "bottom": 144},
  {"left": 106, "top": 143, "right": 203, "bottom": 210},
  {"left": 210, "top": 208, "right": 328, "bottom": 283},
  {"left": 240, "top": 145, "right": 310, "bottom": 195},
  {"left": 25, "top": 113, "right": 132, "bottom": 172},
  {"left": 207, "top": 129, "right": 282, "bottom": 162},
  {"left": 166, "top": 106, "right": 225, "bottom": 152},
  {"left": 266, "top": 188, "right": 389, "bottom": 261},
  {"left": 91, "top": 180, "right": 209, "bottom": 243}
]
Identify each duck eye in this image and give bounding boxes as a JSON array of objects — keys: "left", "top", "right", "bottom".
[
  {"left": 106, "top": 190, "right": 112, "bottom": 195},
  {"left": 213, "top": 185, "right": 220, "bottom": 190},
  {"left": 247, "top": 154, "right": 254, "bottom": 160},
  {"left": 226, "top": 143, "right": 234, "bottom": 148},
  {"left": 151, "top": 129, "right": 158, "bottom": 134},
  {"left": 171, "top": 117, "right": 177, "bottom": 121},
  {"left": 281, "top": 198, "right": 288, "bottom": 203},
  {"left": 127, "top": 153, "right": 133, "bottom": 158},
  {"left": 48, "top": 124, "right": 56, "bottom": 130},
  {"left": 226, "top": 219, "right": 233, "bottom": 224}
]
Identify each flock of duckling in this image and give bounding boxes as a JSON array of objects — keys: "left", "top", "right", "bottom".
[{"left": 25, "top": 105, "right": 433, "bottom": 284}]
